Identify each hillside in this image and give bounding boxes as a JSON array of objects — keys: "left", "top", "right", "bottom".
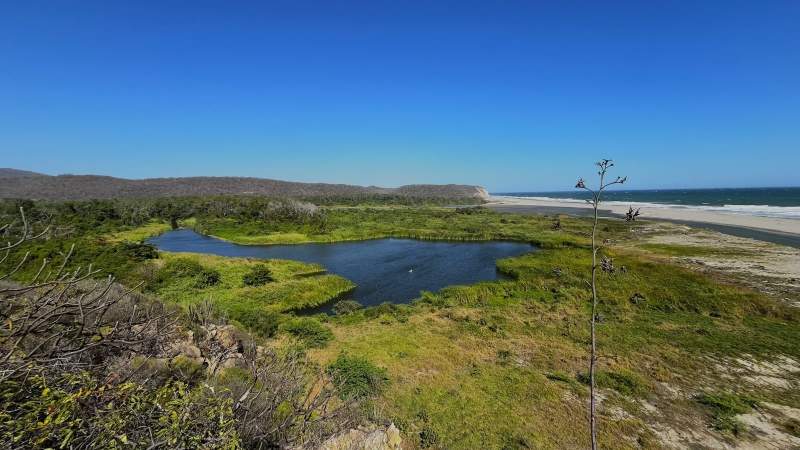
[
  {"left": 0, "top": 169, "right": 489, "bottom": 201},
  {"left": 0, "top": 168, "right": 48, "bottom": 179}
]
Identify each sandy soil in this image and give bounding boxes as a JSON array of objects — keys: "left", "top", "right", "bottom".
[
  {"left": 628, "top": 222, "right": 800, "bottom": 305},
  {"left": 488, "top": 196, "right": 800, "bottom": 236}
]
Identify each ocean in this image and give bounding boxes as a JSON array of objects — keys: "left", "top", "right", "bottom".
[{"left": 494, "top": 187, "right": 800, "bottom": 219}]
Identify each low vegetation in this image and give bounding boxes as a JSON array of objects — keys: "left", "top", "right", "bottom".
[
  {"left": 695, "top": 392, "right": 760, "bottom": 435},
  {"left": 281, "top": 317, "right": 334, "bottom": 348},
  {"left": 327, "top": 353, "right": 389, "bottom": 400},
  {"left": 2, "top": 196, "right": 799, "bottom": 449},
  {"left": 142, "top": 252, "right": 355, "bottom": 336},
  {"left": 194, "top": 205, "right": 588, "bottom": 247},
  {"left": 0, "top": 206, "right": 359, "bottom": 449},
  {"left": 242, "top": 264, "right": 275, "bottom": 286}
]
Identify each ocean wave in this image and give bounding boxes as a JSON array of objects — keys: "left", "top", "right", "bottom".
[{"left": 496, "top": 196, "right": 800, "bottom": 219}]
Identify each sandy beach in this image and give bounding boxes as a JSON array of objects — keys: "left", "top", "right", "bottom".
[{"left": 487, "top": 195, "right": 800, "bottom": 236}]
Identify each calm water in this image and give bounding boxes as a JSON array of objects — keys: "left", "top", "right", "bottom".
[{"left": 148, "top": 230, "right": 533, "bottom": 311}]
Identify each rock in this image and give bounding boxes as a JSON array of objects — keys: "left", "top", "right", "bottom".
[
  {"left": 175, "top": 342, "right": 202, "bottom": 359},
  {"left": 209, "top": 324, "right": 239, "bottom": 349},
  {"left": 317, "top": 423, "right": 402, "bottom": 450},
  {"left": 385, "top": 424, "right": 401, "bottom": 448}
]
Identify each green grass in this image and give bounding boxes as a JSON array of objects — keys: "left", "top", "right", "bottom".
[
  {"left": 6, "top": 200, "right": 799, "bottom": 449},
  {"left": 327, "top": 353, "right": 389, "bottom": 400},
  {"left": 577, "top": 370, "right": 649, "bottom": 397},
  {"left": 193, "top": 206, "right": 592, "bottom": 249},
  {"left": 104, "top": 220, "right": 172, "bottom": 243},
  {"left": 639, "top": 243, "right": 755, "bottom": 258},
  {"left": 146, "top": 252, "right": 355, "bottom": 335},
  {"left": 696, "top": 392, "right": 759, "bottom": 435},
  {"left": 284, "top": 209, "right": 798, "bottom": 448},
  {"left": 281, "top": 317, "right": 334, "bottom": 348}
]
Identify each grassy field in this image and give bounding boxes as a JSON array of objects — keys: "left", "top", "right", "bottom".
[
  {"left": 193, "top": 206, "right": 590, "bottom": 248},
  {"left": 104, "top": 219, "right": 172, "bottom": 243},
  {"left": 305, "top": 244, "right": 799, "bottom": 448},
  {"left": 637, "top": 242, "right": 757, "bottom": 258},
  {"left": 143, "top": 252, "right": 355, "bottom": 335},
  {"left": 80, "top": 205, "right": 800, "bottom": 448}
]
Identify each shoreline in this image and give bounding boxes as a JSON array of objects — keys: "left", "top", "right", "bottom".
[{"left": 487, "top": 196, "right": 800, "bottom": 249}]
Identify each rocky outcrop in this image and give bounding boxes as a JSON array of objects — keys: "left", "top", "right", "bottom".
[
  {"left": 316, "top": 423, "right": 402, "bottom": 450},
  {"left": 165, "top": 324, "right": 248, "bottom": 372}
]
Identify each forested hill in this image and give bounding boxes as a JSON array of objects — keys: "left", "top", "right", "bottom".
[{"left": 0, "top": 168, "right": 489, "bottom": 201}]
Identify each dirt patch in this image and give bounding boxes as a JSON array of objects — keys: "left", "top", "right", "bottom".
[
  {"left": 713, "top": 354, "right": 800, "bottom": 391},
  {"left": 736, "top": 402, "right": 800, "bottom": 449},
  {"left": 637, "top": 226, "right": 800, "bottom": 304}
]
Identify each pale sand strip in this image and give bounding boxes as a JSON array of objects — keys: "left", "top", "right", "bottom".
[{"left": 487, "top": 196, "right": 800, "bottom": 236}]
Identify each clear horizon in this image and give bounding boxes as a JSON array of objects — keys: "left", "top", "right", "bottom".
[{"left": 2, "top": 1, "right": 798, "bottom": 192}]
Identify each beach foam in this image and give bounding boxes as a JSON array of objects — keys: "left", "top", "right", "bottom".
[{"left": 496, "top": 196, "right": 800, "bottom": 220}]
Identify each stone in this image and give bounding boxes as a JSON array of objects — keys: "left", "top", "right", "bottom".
[{"left": 316, "top": 423, "right": 402, "bottom": 450}]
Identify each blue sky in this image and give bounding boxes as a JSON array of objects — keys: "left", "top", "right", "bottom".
[{"left": 1, "top": 1, "right": 798, "bottom": 192}]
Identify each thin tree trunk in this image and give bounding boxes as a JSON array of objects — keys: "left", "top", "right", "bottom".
[
  {"left": 589, "top": 171, "right": 604, "bottom": 450},
  {"left": 577, "top": 160, "right": 626, "bottom": 450}
]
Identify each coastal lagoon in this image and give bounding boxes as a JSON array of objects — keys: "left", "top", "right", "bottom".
[{"left": 148, "top": 229, "right": 534, "bottom": 310}]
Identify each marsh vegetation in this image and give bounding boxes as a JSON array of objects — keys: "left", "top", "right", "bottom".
[
  {"left": 1, "top": 196, "right": 799, "bottom": 449},
  {"left": 148, "top": 229, "right": 533, "bottom": 309}
]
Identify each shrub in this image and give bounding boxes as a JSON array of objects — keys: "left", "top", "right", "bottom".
[
  {"left": 327, "top": 354, "right": 388, "bottom": 400},
  {"left": 695, "top": 392, "right": 759, "bottom": 435},
  {"left": 194, "top": 268, "right": 221, "bottom": 288},
  {"left": 281, "top": 317, "right": 333, "bottom": 348},
  {"left": 577, "top": 369, "right": 648, "bottom": 397},
  {"left": 162, "top": 257, "right": 206, "bottom": 277},
  {"left": 233, "top": 309, "right": 280, "bottom": 337},
  {"left": 419, "top": 426, "right": 439, "bottom": 448},
  {"left": 496, "top": 349, "right": 513, "bottom": 364},
  {"left": 333, "top": 300, "right": 363, "bottom": 315},
  {"left": 454, "top": 206, "right": 487, "bottom": 215},
  {"left": 119, "top": 242, "right": 159, "bottom": 260},
  {"left": 0, "top": 374, "right": 239, "bottom": 449},
  {"left": 243, "top": 264, "right": 274, "bottom": 286},
  {"left": 501, "top": 432, "right": 532, "bottom": 449},
  {"left": 154, "top": 258, "right": 221, "bottom": 289},
  {"left": 363, "top": 302, "right": 409, "bottom": 323},
  {"left": 545, "top": 371, "right": 578, "bottom": 387}
]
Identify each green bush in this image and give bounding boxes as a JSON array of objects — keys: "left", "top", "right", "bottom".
[
  {"left": 281, "top": 317, "right": 333, "bottom": 348},
  {"left": 0, "top": 373, "right": 239, "bottom": 449},
  {"left": 242, "top": 264, "right": 274, "bottom": 286},
  {"left": 153, "top": 258, "right": 221, "bottom": 289},
  {"left": 118, "top": 242, "right": 159, "bottom": 260},
  {"left": 162, "top": 257, "right": 206, "bottom": 277},
  {"left": 333, "top": 300, "right": 363, "bottom": 315},
  {"left": 235, "top": 310, "right": 280, "bottom": 337},
  {"left": 696, "top": 392, "right": 759, "bottom": 435},
  {"left": 419, "top": 426, "right": 439, "bottom": 448},
  {"left": 194, "top": 268, "right": 221, "bottom": 288},
  {"left": 327, "top": 354, "right": 388, "bottom": 400},
  {"left": 577, "top": 369, "right": 648, "bottom": 397},
  {"left": 363, "top": 302, "right": 410, "bottom": 323},
  {"left": 496, "top": 349, "right": 513, "bottom": 364}
]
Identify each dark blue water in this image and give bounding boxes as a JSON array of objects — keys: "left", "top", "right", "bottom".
[
  {"left": 495, "top": 187, "right": 800, "bottom": 219},
  {"left": 496, "top": 187, "right": 800, "bottom": 207},
  {"left": 148, "top": 230, "right": 534, "bottom": 310}
]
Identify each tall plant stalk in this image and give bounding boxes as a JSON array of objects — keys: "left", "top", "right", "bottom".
[{"left": 575, "top": 160, "right": 628, "bottom": 449}]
